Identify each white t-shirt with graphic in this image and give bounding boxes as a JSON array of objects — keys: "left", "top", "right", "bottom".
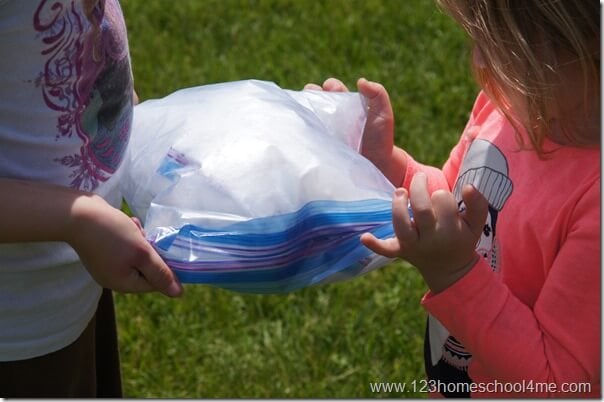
[{"left": 0, "top": 0, "right": 133, "bottom": 361}]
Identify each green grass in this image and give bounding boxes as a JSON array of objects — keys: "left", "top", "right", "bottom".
[{"left": 117, "top": 0, "right": 478, "bottom": 397}]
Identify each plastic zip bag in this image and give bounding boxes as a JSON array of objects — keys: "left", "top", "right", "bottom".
[{"left": 120, "top": 79, "right": 395, "bottom": 293}]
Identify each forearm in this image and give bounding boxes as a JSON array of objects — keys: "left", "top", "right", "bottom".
[
  {"left": 382, "top": 146, "right": 407, "bottom": 187},
  {"left": 400, "top": 149, "right": 451, "bottom": 193},
  {"left": 0, "top": 178, "right": 95, "bottom": 245},
  {"left": 423, "top": 259, "right": 600, "bottom": 394},
  {"left": 373, "top": 145, "right": 449, "bottom": 190},
  {"left": 423, "top": 182, "right": 601, "bottom": 393}
]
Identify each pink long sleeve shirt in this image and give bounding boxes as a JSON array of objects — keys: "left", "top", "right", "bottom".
[{"left": 403, "top": 92, "right": 600, "bottom": 398}]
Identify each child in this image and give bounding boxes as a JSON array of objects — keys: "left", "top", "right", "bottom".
[
  {"left": 307, "top": 0, "right": 600, "bottom": 397},
  {"left": 0, "top": 0, "right": 182, "bottom": 397}
]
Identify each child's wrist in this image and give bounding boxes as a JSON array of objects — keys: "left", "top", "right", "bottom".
[
  {"left": 66, "top": 193, "right": 108, "bottom": 247},
  {"left": 387, "top": 146, "right": 408, "bottom": 187},
  {"left": 420, "top": 253, "right": 479, "bottom": 294}
]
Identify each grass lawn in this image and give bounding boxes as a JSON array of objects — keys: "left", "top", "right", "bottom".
[{"left": 117, "top": 0, "right": 478, "bottom": 397}]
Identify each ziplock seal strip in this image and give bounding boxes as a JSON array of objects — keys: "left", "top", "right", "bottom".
[{"left": 148, "top": 199, "right": 396, "bottom": 293}]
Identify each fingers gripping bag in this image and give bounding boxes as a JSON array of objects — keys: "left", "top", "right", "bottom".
[{"left": 120, "top": 79, "right": 396, "bottom": 293}]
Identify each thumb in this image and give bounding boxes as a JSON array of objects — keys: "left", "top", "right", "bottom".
[
  {"left": 357, "top": 78, "right": 394, "bottom": 124},
  {"left": 137, "top": 246, "right": 183, "bottom": 297},
  {"left": 461, "top": 184, "right": 489, "bottom": 237}
]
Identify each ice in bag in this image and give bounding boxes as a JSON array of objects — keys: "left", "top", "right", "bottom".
[{"left": 120, "top": 79, "right": 396, "bottom": 293}]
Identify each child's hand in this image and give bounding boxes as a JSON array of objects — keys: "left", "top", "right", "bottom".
[
  {"left": 361, "top": 172, "right": 489, "bottom": 293},
  {"left": 67, "top": 194, "right": 183, "bottom": 297},
  {"left": 355, "top": 78, "right": 396, "bottom": 180},
  {"left": 304, "top": 78, "right": 402, "bottom": 185}
]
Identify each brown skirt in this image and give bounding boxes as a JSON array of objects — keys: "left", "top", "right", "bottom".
[{"left": 0, "top": 288, "right": 123, "bottom": 398}]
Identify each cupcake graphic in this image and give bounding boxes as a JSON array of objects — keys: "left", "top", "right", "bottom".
[{"left": 453, "top": 139, "right": 513, "bottom": 272}]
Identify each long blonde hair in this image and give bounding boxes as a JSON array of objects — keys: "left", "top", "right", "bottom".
[{"left": 437, "top": 0, "right": 600, "bottom": 156}]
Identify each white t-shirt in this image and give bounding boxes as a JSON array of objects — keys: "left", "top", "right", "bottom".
[{"left": 0, "top": 0, "right": 133, "bottom": 361}]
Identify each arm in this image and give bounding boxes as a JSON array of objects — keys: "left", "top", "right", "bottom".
[
  {"left": 422, "top": 180, "right": 600, "bottom": 395},
  {"left": 0, "top": 178, "right": 182, "bottom": 297},
  {"left": 365, "top": 170, "right": 600, "bottom": 394}
]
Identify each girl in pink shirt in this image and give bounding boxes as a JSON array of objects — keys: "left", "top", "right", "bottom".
[{"left": 308, "top": 0, "right": 600, "bottom": 397}]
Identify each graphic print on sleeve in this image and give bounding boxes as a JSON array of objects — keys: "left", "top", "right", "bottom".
[
  {"left": 425, "top": 139, "right": 513, "bottom": 396},
  {"left": 32, "top": 0, "right": 133, "bottom": 191}
]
